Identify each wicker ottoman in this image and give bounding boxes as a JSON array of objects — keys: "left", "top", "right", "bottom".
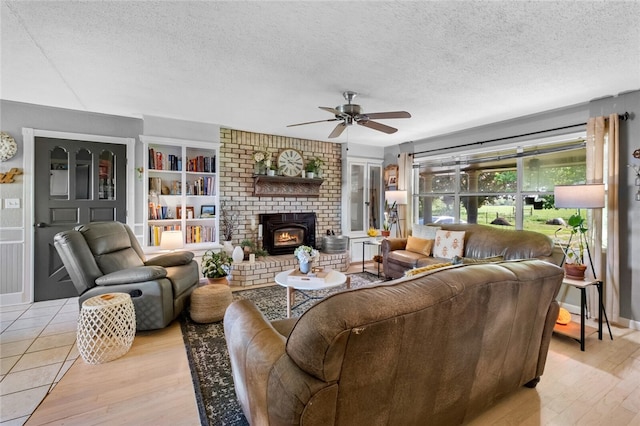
[{"left": 190, "top": 284, "right": 233, "bottom": 323}]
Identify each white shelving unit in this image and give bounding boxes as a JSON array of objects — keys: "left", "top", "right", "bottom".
[{"left": 140, "top": 135, "right": 220, "bottom": 254}]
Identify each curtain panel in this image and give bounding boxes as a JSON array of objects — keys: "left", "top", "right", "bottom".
[{"left": 586, "top": 114, "right": 620, "bottom": 323}]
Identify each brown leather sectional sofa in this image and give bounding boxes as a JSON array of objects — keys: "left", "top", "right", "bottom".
[
  {"left": 224, "top": 259, "right": 564, "bottom": 425},
  {"left": 382, "top": 223, "right": 562, "bottom": 279}
]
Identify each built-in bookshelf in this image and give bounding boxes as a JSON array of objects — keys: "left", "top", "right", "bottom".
[{"left": 140, "top": 135, "right": 220, "bottom": 253}]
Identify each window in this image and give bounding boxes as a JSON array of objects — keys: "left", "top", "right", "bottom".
[{"left": 413, "top": 135, "right": 588, "bottom": 241}]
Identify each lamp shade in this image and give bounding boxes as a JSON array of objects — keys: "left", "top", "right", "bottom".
[
  {"left": 554, "top": 184, "right": 605, "bottom": 208},
  {"left": 160, "top": 230, "right": 184, "bottom": 251},
  {"left": 385, "top": 190, "right": 408, "bottom": 206}
]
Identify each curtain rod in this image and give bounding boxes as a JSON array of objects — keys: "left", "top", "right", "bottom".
[{"left": 413, "top": 111, "right": 630, "bottom": 157}]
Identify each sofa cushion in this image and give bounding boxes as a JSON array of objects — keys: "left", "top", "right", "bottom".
[
  {"left": 433, "top": 230, "right": 465, "bottom": 259},
  {"left": 405, "top": 236, "right": 434, "bottom": 256},
  {"left": 412, "top": 224, "right": 440, "bottom": 239}
]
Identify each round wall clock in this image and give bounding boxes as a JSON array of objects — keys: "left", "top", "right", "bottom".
[
  {"left": 0, "top": 132, "right": 18, "bottom": 162},
  {"left": 277, "top": 148, "right": 304, "bottom": 177}
]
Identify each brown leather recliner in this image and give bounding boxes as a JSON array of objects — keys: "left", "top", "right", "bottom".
[
  {"left": 224, "top": 259, "right": 564, "bottom": 425},
  {"left": 54, "top": 221, "right": 198, "bottom": 331}
]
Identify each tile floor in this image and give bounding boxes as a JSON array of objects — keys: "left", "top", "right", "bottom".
[{"left": 0, "top": 297, "right": 79, "bottom": 425}]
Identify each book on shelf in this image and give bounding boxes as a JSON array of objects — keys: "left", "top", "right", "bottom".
[
  {"left": 148, "top": 148, "right": 181, "bottom": 171},
  {"left": 185, "top": 225, "right": 216, "bottom": 244},
  {"left": 186, "top": 155, "right": 216, "bottom": 173},
  {"left": 148, "top": 224, "right": 182, "bottom": 246}
]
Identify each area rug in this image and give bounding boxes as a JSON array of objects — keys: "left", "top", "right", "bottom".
[{"left": 180, "top": 272, "right": 382, "bottom": 426}]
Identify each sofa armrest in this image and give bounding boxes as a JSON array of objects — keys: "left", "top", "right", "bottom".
[
  {"left": 145, "top": 251, "right": 194, "bottom": 267},
  {"left": 95, "top": 266, "right": 167, "bottom": 286},
  {"left": 224, "top": 299, "right": 287, "bottom": 425},
  {"left": 381, "top": 238, "right": 408, "bottom": 256}
]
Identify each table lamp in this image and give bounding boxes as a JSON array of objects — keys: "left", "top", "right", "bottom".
[{"left": 160, "top": 230, "right": 184, "bottom": 252}]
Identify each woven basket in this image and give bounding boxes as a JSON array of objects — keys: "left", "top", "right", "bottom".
[{"left": 190, "top": 284, "right": 233, "bottom": 323}]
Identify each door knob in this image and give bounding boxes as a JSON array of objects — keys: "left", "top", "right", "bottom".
[{"left": 36, "top": 222, "right": 48, "bottom": 228}]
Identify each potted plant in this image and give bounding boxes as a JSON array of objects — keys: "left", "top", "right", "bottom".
[
  {"left": 294, "top": 245, "right": 319, "bottom": 274},
  {"left": 240, "top": 239, "right": 255, "bottom": 260},
  {"left": 220, "top": 202, "right": 238, "bottom": 253},
  {"left": 305, "top": 157, "right": 324, "bottom": 178},
  {"left": 561, "top": 213, "right": 589, "bottom": 279},
  {"left": 267, "top": 163, "right": 278, "bottom": 176},
  {"left": 381, "top": 220, "right": 391, "bottom": 237},
  {"left": 201, "top": 249, "right": 232, "bottom": 284}
]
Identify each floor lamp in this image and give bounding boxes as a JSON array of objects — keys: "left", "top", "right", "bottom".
[
  {"left": 553, "top": 184, "right": 604, "bottom": 277},
  {"left": 385, "top": 190, "right": 407, "bottom": 238},
  {"left": 554, "top": 183, "right": 612, "bottom": 339}
]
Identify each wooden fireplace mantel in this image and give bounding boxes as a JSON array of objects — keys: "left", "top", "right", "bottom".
[{"left": 252, "top": 175, "right": 324, "bottom": 197}]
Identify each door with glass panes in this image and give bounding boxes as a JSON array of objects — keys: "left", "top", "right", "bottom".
[
  {"left": 34, "top": 137, "right": 127, "bottom": 301},
  {"left": 344, "top": 159, "right": 383, "bottom": 262}
]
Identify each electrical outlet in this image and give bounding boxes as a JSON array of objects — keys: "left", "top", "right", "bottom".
[{"left": 4, "top": 198, "right": 20, "bottom": 209}]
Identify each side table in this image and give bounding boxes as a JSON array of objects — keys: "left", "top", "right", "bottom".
[
  {"left": 553, "top": 278, "right": 613, "bottom": 351},
  {"left": 77, "top": 293, "right": 136, "bottom": 364},
  {"left": 362, "top": 240, "right": 382, "bottom": 277}
]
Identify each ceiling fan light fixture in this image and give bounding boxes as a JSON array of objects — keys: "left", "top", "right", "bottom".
[{"left": 286, "top": 90, "right": 411, "bottom": 139}]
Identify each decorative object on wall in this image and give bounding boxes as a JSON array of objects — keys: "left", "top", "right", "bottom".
[
  {"left": 0, "top": 132, "right": 18, "bottom": 162},
  {"left": 277, "top": 148, "right": 304, "bottom": 177},
  {"left": 629, "top": 163, "right": 640, "bottom": 202},
  {"left": 0, "top": 167, "right": 23, "bottom": 184}
]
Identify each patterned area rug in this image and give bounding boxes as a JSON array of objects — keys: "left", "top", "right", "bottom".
[{"left": 180, "top": 272, "right": 382, "bottom": 426}]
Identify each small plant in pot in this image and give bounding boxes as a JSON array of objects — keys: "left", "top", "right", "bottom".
[
  {"left": 305, "top": 157, "right": 324, "bottom": 178},
  {"left": 561, "top": 213, "right": 589, "bottom": 279},
  {"left": 381, "top": 219, "right": 391, "bottom": 237},
  {"left": 201, "top": 249, "right": 232, "bottom": 284}
]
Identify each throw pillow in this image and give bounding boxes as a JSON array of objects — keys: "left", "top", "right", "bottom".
[
  {"left": 433, "top": 230, "right": 465, "bottom": 259},
  {"left": 404, "top": 262, "right": 453, "bottom": 277},
  {"left": 405, "top": 236, "right": 434, "bottom": 256},
  {"left": 412, "top": 224, "right": 441, "bottom": 240},
  {"left": 451, "top": 255, "right": 504, "bottom": 265}
]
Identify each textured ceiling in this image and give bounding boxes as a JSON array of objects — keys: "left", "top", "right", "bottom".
[{"left": 1, "top": 1, "right": 639, "bottom": 147}]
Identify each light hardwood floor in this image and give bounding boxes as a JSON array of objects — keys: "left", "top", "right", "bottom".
[{"left": 25, "top": 273, "right": 640, "bottom": 425}]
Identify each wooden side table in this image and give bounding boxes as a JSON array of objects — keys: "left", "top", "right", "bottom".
[{"left": 553, "top": 278, "right": 613, "bottom": 351}]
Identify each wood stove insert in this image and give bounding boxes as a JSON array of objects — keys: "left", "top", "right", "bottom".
[{"left": 260, "top": 212, "right": 316, "bottom": 255}]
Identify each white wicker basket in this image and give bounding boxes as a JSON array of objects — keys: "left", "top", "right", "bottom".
[{"left": 77, "top": 293, "right": 136, "bottom": 364}]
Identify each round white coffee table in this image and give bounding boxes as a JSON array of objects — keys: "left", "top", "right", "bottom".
[{"left": 275, "top": 269, "right": 349, "bottom": 318}]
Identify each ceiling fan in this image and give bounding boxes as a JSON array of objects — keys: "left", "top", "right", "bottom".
[{"left": 287, "top": 91, "right": 411, "bottom": 138}]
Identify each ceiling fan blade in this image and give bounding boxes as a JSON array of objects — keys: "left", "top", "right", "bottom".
[
  {"left": 287, "top": 118, "right": 340, "bottom": 128},
  {"left": 362, "top": 111, "right": 411, "bottom": 120},
  {"left": 357, "top": 120, "right": 398, "bottom": 134},
  {"left": 319, "top": 106, "right": 344, "bottom": 116},
  {"left": 328, "top": 122, "right": 347, "bottom": 138}
]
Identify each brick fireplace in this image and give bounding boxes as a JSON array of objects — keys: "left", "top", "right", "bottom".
[{"left": 218, "top": 129, "right": 347, "bottom": 287}]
